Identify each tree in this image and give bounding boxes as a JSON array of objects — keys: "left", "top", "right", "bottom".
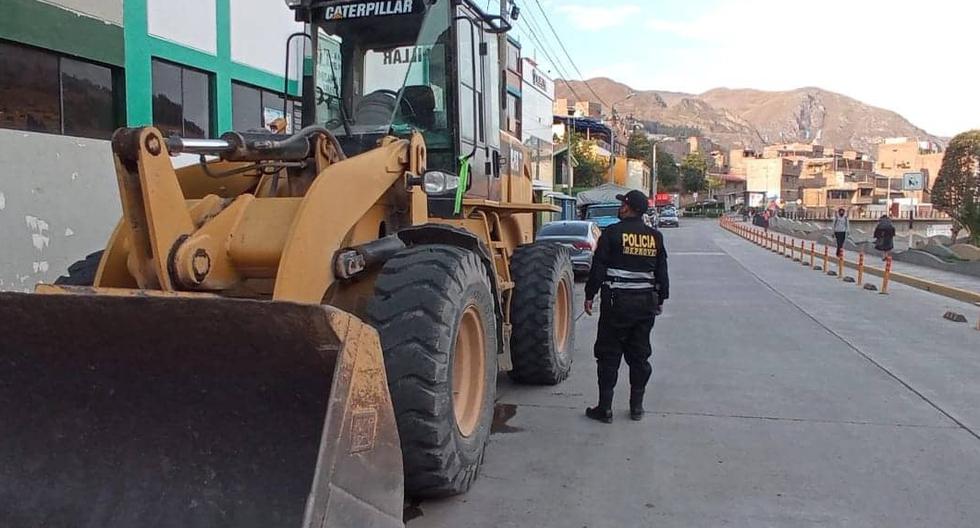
[
  {"left": 626, "top": 130, "right": 652, "bottom": 165},
  {"left": 655, "top": 147, "right": 680, "bottom": 191},
  {"left": 569, "top": 132, "right": 609, "bottom": 189},
  {"left": 932, "top": 130, "right": 980, "bottom": 244},
  {"left": 680, "top": 152, "right": 708, "bottom": 194},
  {"left": 707, "top": 174, "right": 725, "bottom": 201}
]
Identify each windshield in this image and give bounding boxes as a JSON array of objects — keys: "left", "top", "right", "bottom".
[
  {"left": 313, "top": 1, "right": 451, "bottom": 156},
  {"left": 586, "top": 206, "right": 620, "bottom": 219}
]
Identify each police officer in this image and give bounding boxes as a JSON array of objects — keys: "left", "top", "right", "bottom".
[{"left": 583, "top": 190, "right": 669, "bottom": 423}]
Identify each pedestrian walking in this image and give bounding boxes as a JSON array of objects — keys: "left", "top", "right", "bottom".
[
  {"left": 874, "top": 215, "right": 896, "bottom": 261},
  {"left": 833, "top": 208, "right": 849, "bottom": 257},
  {"left": 583, "top": 190, "right": 669, "bottom": 423}
]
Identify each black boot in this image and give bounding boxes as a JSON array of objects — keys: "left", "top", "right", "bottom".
[
  {"left": 586, "top": 390, "right": 614, "bottom": 424},
  {"left": 586, "top": 406, "right": 613, "bottom": 424},
  {"left": 629, "top": 390, "right": 645, "bottom": 421}
]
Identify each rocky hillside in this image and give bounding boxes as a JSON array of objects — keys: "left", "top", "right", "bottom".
[{"left": 557, "top": 78, "right": 941, "bottom": 153}]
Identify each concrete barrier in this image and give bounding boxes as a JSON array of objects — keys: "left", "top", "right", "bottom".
[
  {"left": 722, "top": 219, "right": 980, "bottom": 305},
  {"left": 951, "top": 244, "right": 980, "bottom": 261},
  {"left": 923, "top": 242, "right": 959, "bottom": 260},
  {"left": 895, "top": 250, "right": 980, "bottom": 279}
]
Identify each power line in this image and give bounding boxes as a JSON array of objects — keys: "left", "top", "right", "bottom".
[
  {"left": 512, "top": 18, "right": 585, "bottom": 102},
  {"left": 519, "top": 4, "right": 574, "bottom": 74},
  {"left": 513, "top": 16, "right": 584, "bottom": 103},
  {"left": 527, "top": 0, "right": 609, "bottom": 108}
]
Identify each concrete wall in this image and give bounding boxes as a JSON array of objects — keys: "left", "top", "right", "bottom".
[
  {"left": 147, "top": 0, "right": 217, "bottom": 54},
  {"left": 44, "top": 0, "right": 123, "bottom": 25},
  {"left": 0, "top": 129, "right": 120, "bottom": 291}
]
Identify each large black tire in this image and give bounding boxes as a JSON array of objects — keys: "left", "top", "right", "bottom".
[
  {"left": 366, "top": 245, "right": 498, "bottom": 498},
  {"left": 509, "top": 243, "right": 575, "bottom": 385},
  {"left": 53, "top": 251, "right": 103, "bottom": 286}
]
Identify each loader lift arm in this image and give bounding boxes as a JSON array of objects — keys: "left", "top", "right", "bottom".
[{"left": 103, "top": 125, "right": 427, "bottom": 303}]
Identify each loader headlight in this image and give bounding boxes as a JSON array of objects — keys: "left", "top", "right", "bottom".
[{"left": 423, "top": 170, "right": 460, "bottom": 194}]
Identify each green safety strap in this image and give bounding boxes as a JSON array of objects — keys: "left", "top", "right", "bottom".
[{"left": 454, "top": 156, "right": 471, "bottom": 215}]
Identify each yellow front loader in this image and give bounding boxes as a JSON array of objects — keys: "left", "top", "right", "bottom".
[{"left": 0, "top": 1, "right": 575, "bottom": 526}]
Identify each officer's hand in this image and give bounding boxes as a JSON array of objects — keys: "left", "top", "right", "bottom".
[
  {"left": 655, "top": 304, "right": 663, "bottom": 316},
  {"left": 584, "top": 299, "right": 594, "bottom": 316}
]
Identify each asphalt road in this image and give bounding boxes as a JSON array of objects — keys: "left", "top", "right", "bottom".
[{"left": 409, "top": 218, "right": 980, "bottom": 528}]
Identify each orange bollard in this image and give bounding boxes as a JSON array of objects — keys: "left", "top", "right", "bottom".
[
  {"left": 857, "top": 252, "right": 865, "bottom": 286},
  {"left": 823, "top": 246, "right": 830, "bottom": 273},
  {"left": 837, "top": 253, "right": 844, "bottom": 279},
  {"left": 797, "top": 240, "right": 805, "bottom": 263},
  {"left": 880, "top": 255, "right": 892, "bottom": 294},
  {"left": 810, "top": 242, "right": 816, "bottom": 268}
]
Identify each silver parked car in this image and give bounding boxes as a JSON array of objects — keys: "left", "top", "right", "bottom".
[
  {"left": 536, "top": 220, "right": 602, "bottom": 275},
  {"left": 657, "top": 208, "right": 679, "bottom": 228}
]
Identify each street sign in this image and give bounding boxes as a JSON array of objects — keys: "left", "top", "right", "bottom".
[{"left": 903, "top": 172, "right": 924, "bottom": 191}]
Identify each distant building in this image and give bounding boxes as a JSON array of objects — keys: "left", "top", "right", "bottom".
[
  {"left": 875, "top": 137, "right": 944, "bottom": 203},
  {"left": 552, "top": 98, "right": 603, "bottom": 118},
  {"left": 719, "top": 172, "right": 747, "bottom": 211},
  {"left": 744, "top": 157, "right": 801, "bottom": 206},
  {"left": 607, "top": 158, "right": 651, "bottom": 192},
  {"left": 762, "top": 143, "right": 825, "bottom": 160},
  {"left": 729, "top": 148, "right": 757, "bottom": 172}
]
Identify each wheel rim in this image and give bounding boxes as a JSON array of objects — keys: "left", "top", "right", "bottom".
[
  {"left": 452, "top": 305, "right": 486, "bottom": 438},
  {"left": 554, "top": 277, "right": 571, "bottom": 353}
]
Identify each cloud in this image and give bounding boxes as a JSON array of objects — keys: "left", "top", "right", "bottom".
[{"left": 558, "top": 4, "right": 642, "bottom": 31}]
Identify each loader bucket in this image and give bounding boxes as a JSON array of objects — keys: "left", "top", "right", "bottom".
[{"left": 0, "top": 290, "right": 403, "bottom": 528}]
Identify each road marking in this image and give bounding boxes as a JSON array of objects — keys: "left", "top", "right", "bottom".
[{"left": 671, "top": 251, "right": 727, "bottom": 256}]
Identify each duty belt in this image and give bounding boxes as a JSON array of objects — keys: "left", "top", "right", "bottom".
[{"left": 603, "top": 268, "right": 656, "bottom": 290}]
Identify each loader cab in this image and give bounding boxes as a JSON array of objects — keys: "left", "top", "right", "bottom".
[{"left": 296, "top": 0, "right": 510, "bottom": 217}]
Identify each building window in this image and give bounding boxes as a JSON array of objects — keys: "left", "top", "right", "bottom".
[
  {"left": 152, "top": 59, "right": 212, "bottom": 138},
  {"left": 232, "top": 82, "right": 302, "bottom": 133},
  {"left": 0, "top": 40, "right": 122, "bottom": 139}
]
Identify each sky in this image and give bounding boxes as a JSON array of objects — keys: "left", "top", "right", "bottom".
[{"left": 505, "top": 0, "right": 980, "bottom": 137}]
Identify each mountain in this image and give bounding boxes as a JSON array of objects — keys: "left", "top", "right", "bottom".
[{"left": 556, "top": 78, "right": 941, "bottom": 153}]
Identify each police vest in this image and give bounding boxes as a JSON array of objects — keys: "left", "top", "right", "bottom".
[{"left": 604, "top": 228, "right": 659, "bottom": 291}]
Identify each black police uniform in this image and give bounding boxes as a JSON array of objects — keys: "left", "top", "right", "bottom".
[{"left": 585, "top": 211, "right": 669, "bottom": 420}]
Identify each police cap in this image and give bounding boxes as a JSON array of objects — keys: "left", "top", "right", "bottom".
[{"left": 615, "top": 190, "right": 649, "bottom": 214}]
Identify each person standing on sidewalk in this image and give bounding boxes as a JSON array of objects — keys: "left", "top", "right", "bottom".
[
  {"left": 583, "top": 190, "right": 669, "bottom": 423},
  {"left": 833, "top": 208, "right": 849, "bottom": 257},
  {"left": 874, "top": 215, "right": 896, "bottom": 261}
]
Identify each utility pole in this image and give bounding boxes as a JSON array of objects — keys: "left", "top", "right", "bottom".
[{"left": 651, "top": 139, "right": 658, "bottom": 197}]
